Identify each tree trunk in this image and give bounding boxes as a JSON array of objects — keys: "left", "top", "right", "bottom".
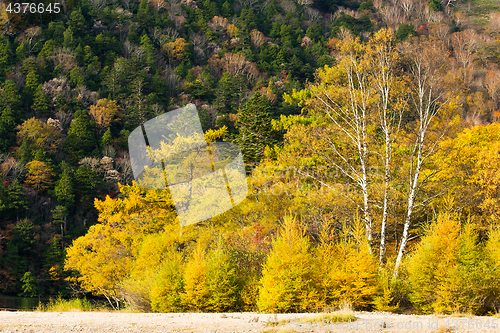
[
  {"left": 379, "top": 134, "right": 391, "bottom": 266},
  {"left": 393, "top": 128, "right": 424, "bottom": 275}
]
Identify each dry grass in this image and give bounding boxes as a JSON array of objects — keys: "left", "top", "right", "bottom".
[
  {"left": 261, "top": 329, "right": 298, "bottom": 333},
  {"left": 455, "top": 0, "right": 500, "bottom": 26},
  {"left": 300, "top": 312, "right": 357, "bottom": 323},
  {"left": 264, "top": 304, "right": 356, "bottom": 329},
  {"left": 433, "top": 326, "right": 454, "bottom": 333},
  {"left": 450, "top": 312, "right": 474, "bottom": 318},
  {"left": 36, "top": 297, "right": 108, "bottom": 312}
]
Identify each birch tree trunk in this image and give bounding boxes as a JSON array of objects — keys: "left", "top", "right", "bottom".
[
  {"left": 313, "top": 35, "right": 374, "bottom": 251},
  {"left": 393, "top": 37, "right": 451, "bottom": 277},
  {"left": 368, "top": 30, "right": 403, "bottom": 266}
]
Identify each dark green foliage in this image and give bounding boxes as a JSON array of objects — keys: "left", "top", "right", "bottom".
[
  {"left": 20, "top": 272, "right": 40, "bottom": 297},
  {"left": 306, "top": 23, "right": 324, "bottom": 42},
  {"left": 240, "top": 8, "right": 258, "bottom": 32},
  {"left": 213, "top": 73, "right": 248, "bottom": 116},
  {"left": 74, "top": 165, "right": 100, "bottom": 206},
  {"left": 32, "top": 85, "right": 51, "bottom": 117},
  {"left": 184, "top": 68, "right": 215, "bottom": 101},
  {"left": 51, "top": 205, "right": 67, "bottom": 231},
  {"left": 331, "top": 13, "right": 373, "bottom": 36},
  {"left": 63, "top": 27, "right": 76, "bottom": 48},
  {"left": 0, "top": 37, "right": 10, "bottom": 76},
  {"left": 46, "top": 21, "right": 65, "bottom": 43},
  {"left": 128, "top": 25, "right": 140, "bottom": 44},
  {"left": 15, "top": 43, "right": 27, "bottom": 63},
  {"left": 18, "top": 139, "right": 34, "bottom": 164},
  {"left": 44, "top": 237, "right": 63, "bottom": 270},
  {"left": 151, "top": 70, "right": 169, "bottom": 103},
  {"left": 23, "top": 71, "right": 40, "bottom": 101},
  {"left": 358, "top": 1, "right": 373, "bottom": 11},
  {"left": 39, "top": 40, "right": 58, "bottom": 59},
  {"left": 101, "top": 128, "right": 113, "bottom": 147},
  {"left": 0, "top": 179, "right": 28, "bottom": 220},
  {"left": 136, "top": 0, "right": 156, "bottom": 28},
  {"left": 6, "top": 179, "right": 28, "bottom": 216},
  {"left": 64, "top": 115, "right": 98, "bottom": 163},
  {"left": 55, "top": 162, "right": 75, "bottom": 210},
  {"left": 429, "top": 0, "right": 443, "bottom": 11},
  {"left": 233, "top": 92, "right": 281, "bottom": 164},
  {"left": 396, "top": 23, "right": 417, "bottom": 40},
  {"left": 5, "top": 220, "right": 37, "bottom": 282},
  {"left": 69, "top": 8, "right": 86, "bottom": 32},
  {"left": 70, "top": 67, "right": 85, "bottom": 88},
  {"left": 221, "top": 1, "right": 232, "bottom": 17},
  {"left": 0, "top": 81, "right": 21, "bottom": 152}
]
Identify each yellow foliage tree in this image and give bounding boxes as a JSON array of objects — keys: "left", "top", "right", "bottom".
[
  {"left": 89, "top": 98, "right": 122, "bottom": 133},
  {"left": 65, "top": 222, "right": 133, "bottom": 309},
  {"left": 405, "top": 213, "right": 495, "bottom": 314},
  {"left": 16, "top": 117, "right": 63, "bottom": 154},
  {"left": 150, "top": 248, "right": 185, "bottom": 312},
  {"left": 24, "top": 160, "right": 54, "bottom": 192},
  {"left": 162, "top": 38, "right": 187, "bottom": 63},
  {"left": 438, "top": 123, "right": 500, "bottom": 228},
  {"left": 203, "top": 245, "right": 239, "bottom": 311},
  {"left": 317, "top": 216, "right": 379, "bottom": 310},
  {"left": 183, "top": 242, "right": 210, "bottom": 309},
  {"left": 406, "top": 213, "right": 461, "bottom": 313},
  {"left": 122, "top": 231, "right": 183, "bottom": 311},
  {"left": 257, "top": 215, "right": 321, "bottom": 313},
  {"left": 65, "top": 183, "right": 178, "bottom": 309}
]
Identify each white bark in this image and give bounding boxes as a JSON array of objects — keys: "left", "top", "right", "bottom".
[
  {"left": 315, "top": 45, "right": 374, "bottom": 251},
  {"left": 371, "top": 39, "right": 402, "bottom": 266},
  {"left": 393, "top": 53, "right": 447, "bottom": 277}
]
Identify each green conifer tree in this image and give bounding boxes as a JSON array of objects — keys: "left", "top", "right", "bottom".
[
  {"left": 233, "top": 92, "right": 281, "bottom": 164},
  {"left": 32, "top": 84, "right": 51, "bottom": 117}
]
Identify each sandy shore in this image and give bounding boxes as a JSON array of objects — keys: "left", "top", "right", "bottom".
[{"left": 0, "top": 311, "right": 498, "bottom": 332}]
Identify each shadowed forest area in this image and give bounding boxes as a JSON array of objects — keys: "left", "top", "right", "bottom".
[{"left": 1, "top": 0, "right": 500, "bottom": 315}]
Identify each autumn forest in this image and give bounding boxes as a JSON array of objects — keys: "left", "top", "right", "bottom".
[{"left": 1, "top": 0, "right": 500, "bottom": 315}]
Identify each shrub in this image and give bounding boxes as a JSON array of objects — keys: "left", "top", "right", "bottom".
[{"left": 37, "top": 297, "right": 99, "bottom": 312}]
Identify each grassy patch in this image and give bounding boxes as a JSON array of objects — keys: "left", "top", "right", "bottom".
[
  {"left": 455, "top": 0, "right": 500, "bottom": 27},
  {"left": 450, "top": 312, "right": 474, "bottom": 318},
  {"left": 265, "top": 318, "right": 291, "bottom": 327},
  {"left": 261, "top": 329, "right": 298, "bottom": 333},
  {"left": 433, "top": 327, "right": 454, "bottom": 333},
  {"left": 36, "top": 297, "right": 107, "bottom": 312},
  {"left": 265, "top": 311, "right": 356, "bottom": 329},
  {"left": 300, "top": 312, "right": 357, "bottom": 323}
]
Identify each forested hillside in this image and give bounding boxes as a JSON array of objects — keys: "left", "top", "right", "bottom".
[{"left": 1, "top": 0, "right": 500, "bottom": 314}]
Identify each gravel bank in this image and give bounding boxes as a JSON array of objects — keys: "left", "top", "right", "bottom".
[{"left": 0, "top": 311, "right": 497, "bottom": 332}]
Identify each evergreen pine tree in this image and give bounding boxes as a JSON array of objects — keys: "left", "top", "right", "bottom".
[
  {"left": 32, "top": 84, "right": 51, "bottom": 117},
  {"left": 233, "top": 92, "right": 281, "bottom": 164},
  {"left": 55, "top": 162, "right": 75, "bottom": 211}
]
